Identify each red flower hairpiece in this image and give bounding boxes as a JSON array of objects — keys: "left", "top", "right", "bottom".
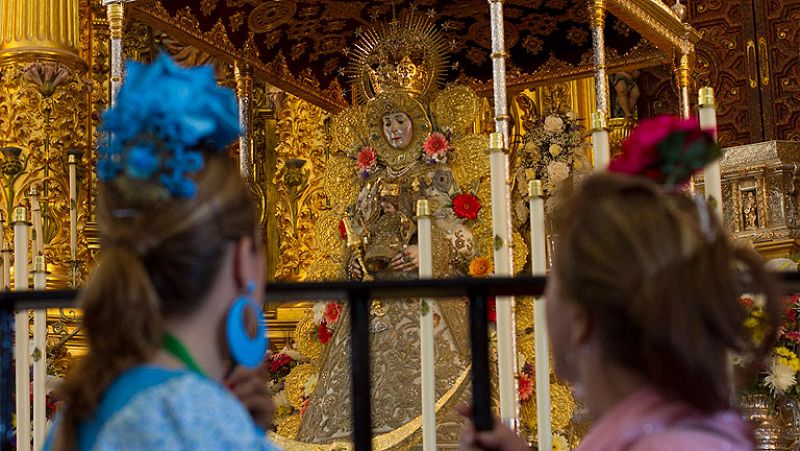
[{"left": 608, "top": 115, "right": 721, "bottom": 188}]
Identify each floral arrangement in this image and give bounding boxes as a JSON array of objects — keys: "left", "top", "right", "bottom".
[
  {"left": 740, "top": 293, "right": 800, "bottom": 396},
  {"left": 96, "top": 53, "right": 240, "bottom": 199},
  {"left": 608, "top": 116, "right": 721, "bottom": 188},
  {"left": 521, "top": 111, "right": 591, "bottom": 193}
]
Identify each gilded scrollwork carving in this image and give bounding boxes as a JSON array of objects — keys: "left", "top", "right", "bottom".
[
  {"left": 0, "top": 61, "right": 90, "bottom": 286},
  {"left": 273, "top": 94, "right": 331, "bottom": 281}
]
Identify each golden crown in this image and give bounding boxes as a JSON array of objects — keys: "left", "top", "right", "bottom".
[{"left": 348, "top": 12, "right": 448, "bottom": 102}]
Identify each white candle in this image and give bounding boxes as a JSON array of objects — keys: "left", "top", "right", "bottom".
[
  {"left": 698, "top": 87, "right": 723, "bottom": 219},
  {"left": 591, "top": 111, "right": 610, "bottom": 171},
  {"left": 488, "top": 133, "right": 518, "bottom": 424},
  {"left": 68, "top": 154, "right": 78, "bottom": 261},
  {"left": 416, "top": 200, "right": 436, "bottom": 450},
  {"left": 13, "top": 206, "right": 31, "bottom": 451},
  {"left": 30, "top": 186, "right": 43, "bottom": 257},
  {"left": 529, "top": 181, "right": 552, "bottom": 450},
  {"left": 32, "top": 256, "right": 47, "bottom": 450}
]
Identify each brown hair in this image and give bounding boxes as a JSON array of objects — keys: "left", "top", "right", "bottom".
[
  {"left": 55, "top": 155, "right": 257, "bottom": 449},
  {"left": 552, "top": 173, "right": 781, "bottom": 412}
]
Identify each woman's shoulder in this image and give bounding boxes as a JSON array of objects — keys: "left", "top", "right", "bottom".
[
  {"left": 629, "top": 411, "right": 753, "bottom": 451},
  {"left": 94, "top": 371, "right": 275, "bottom": 450}
]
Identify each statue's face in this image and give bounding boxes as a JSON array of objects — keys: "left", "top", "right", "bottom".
[{"left": 382, "top": 112, "right": 413, "bottom": 150}]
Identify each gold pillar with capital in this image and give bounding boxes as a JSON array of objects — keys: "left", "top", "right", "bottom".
[
  {"left": 0, "top": 0, "right": 90, "bottom": 288},
  {"left": 0, "top": 0, "right": 85, "bottom": 70}
]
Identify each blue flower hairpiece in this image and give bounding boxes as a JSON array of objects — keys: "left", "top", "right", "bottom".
[{"left": 96, "top": 53, "right": 240, "bottom": 198}]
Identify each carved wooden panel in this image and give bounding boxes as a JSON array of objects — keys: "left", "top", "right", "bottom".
[
  {"left": 688, "top": 0, "right": 763, "bottom": 147},
  {"left": 637, "top": 63, "right": 679, "bottom": 118},
  {"left": 756, "top": 0, "right": 800, "bottom": 142}
]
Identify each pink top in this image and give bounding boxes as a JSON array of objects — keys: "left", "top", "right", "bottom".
[{"left": 577, "top": 387, "right": 753, "bottom": 451}]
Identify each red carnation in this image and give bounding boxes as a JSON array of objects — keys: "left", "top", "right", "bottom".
[
  {"left": 339, "top": 219, "right": 347, "bottom": 241},
  {"left": 452, "top": 193, "right": 481, "bottom": 220},
  {"left": 518, "top": 372, "right": 534, "bottom": 401},
  {"left": 269, "top": 353, "right": 294, "bottom": 373},
  {"left": 318, "top": 320, "right": 332, "bottom": 344},
  {"left": 488, "top": 296, "right": 496, "bottom": 323},
  {"left": 423, "top": 132, "right": 449, "bottom": 158},
  {"left": 324, "top": 302, "right": 342, "bottom": 325},
  {"left": 357, "top": 146, "right": 377, "bottom": 171}
]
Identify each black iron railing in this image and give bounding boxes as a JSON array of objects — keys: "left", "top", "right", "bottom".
[{"left": 2, "top": 273, "right": 799, "bottom": 450}]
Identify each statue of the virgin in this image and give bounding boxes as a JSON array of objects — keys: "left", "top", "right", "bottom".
[{"left": 274, "top": 12, "right": 504, "bottom": 449}]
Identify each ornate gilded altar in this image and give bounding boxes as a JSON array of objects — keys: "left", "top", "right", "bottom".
[{"left": 0, "top": 1, "right": 748, "bottom": 449}]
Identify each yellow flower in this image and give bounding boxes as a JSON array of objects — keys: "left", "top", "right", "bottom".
[
  {"left": 549, "top": 144, "right": 563, "bottom": 157},
  {"left": 552, "top": 433, "right": 570, "bottom": 451},
  {"left": 744, "top": 317, "right": 759, "bottom": 329},
  {"left": 469, "top": 256, "right": 493, "bottom": 277},
  {"left": 775, "top": 347, "right": 800, "bottom": 372}
]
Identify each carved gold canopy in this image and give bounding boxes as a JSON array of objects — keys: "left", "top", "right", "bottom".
[{"left": 128, "top": 0, "right": 700, "bottom": 112}]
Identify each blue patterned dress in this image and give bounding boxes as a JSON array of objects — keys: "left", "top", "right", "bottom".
[{"left": 44, "top": 366, "right": 280, "bottom": 451}]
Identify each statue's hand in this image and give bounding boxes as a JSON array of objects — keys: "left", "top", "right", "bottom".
[
  {"left": 389, "top": 245, "right": 419, "bottom": 272},
  {"left": 348, "top": 258, "right": 364, "bottom": 281}
]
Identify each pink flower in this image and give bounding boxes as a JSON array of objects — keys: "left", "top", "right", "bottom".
[
  {"left": 784, "top": 331, "right": 800, "bottom": 343},
  {"left": 609, "top": 115, "right": 707, "bottom": 184},
  {"left": 357, "top": 146, "right": 377, "bottom": 173},
  {"left": 518, "top": 372, "right": 534, "bottom": 401},
  {"left": 324, "top": 302, "right": 342, "bottom": 325},
  {"left": 423, "top": 132, "right": 449, "bottom": 159}
]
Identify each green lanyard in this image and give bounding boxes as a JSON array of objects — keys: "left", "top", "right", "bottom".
[{"left": 162, "top": 333, "right": 206, "bottom": 377}]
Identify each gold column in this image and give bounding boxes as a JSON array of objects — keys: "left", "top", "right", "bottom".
[{"left": 0, "top": 0, "right": 84, "bottom": 70}]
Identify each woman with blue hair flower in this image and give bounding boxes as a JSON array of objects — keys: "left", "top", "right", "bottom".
[{"left": 45, "top": 54, "right": 280, "bottom": 451}]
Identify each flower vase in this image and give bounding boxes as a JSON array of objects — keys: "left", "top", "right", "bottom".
[{"left": 740, "top": 393, "right": 800, "bottom": 450}]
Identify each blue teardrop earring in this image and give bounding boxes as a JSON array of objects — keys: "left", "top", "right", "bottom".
[{"left": 226, "top": 281, "right": 268, "bottom": 369}]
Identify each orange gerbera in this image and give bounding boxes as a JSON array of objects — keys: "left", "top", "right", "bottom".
[{"left": 469, "top": 256, "right": 493, "bottom": 277}]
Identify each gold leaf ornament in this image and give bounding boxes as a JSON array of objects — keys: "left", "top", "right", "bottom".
[
  {"left": 313, "top": 210, "right": 346, "bottom": 259},
  {"left": 323, "top": 156, "right": 359, "bottom": 210},
  {"left": 450, "top": 134, "right": 490, "bottom": 188},
  {"left": 430, "top": 85, "right": 481, "bottom": 133},
  {"left": 285, "top": 363, "right": 316, "bottom": 410},
  {"left": 330, "top": 105, "right": 366, "bottom": 153},
  {"left": 293, "top": 313, "right": 323, "bottom": 360},
  {"left": 276, "top": 413, "right": 303, "bottom": 439}
]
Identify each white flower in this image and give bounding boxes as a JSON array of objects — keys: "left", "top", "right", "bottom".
[
  {"left": 547, "top": 161, "right": 570, "bottom": 184},
  {"left": 742, "top": 293, "right": 767, "bottom": 308},
  {"left": 549, "top": 144, "right": 563, "bottom": 157},
  {"left": 729, "top": 353, "right": 749, "bottom": 368},
  {"left": 544, "top": 115, "right": 565, "bottom": 134},
  {"left": 517, "top": 352, "right": 528, "bottom": 373},
  {"left": 765, "top": 358, "right": 797, "bottom": 394},
  {"left": 273, "top": 389, "right": 289, "bottom": 408},
  {"left": 552, "top": 433, "right": 570, "bottom": 451},
  {"left": 313, "top": 303, "right": 326, "bottom": 324},
  {"left": 303, "top": 373, "right": 319, "bottom": 398}
]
